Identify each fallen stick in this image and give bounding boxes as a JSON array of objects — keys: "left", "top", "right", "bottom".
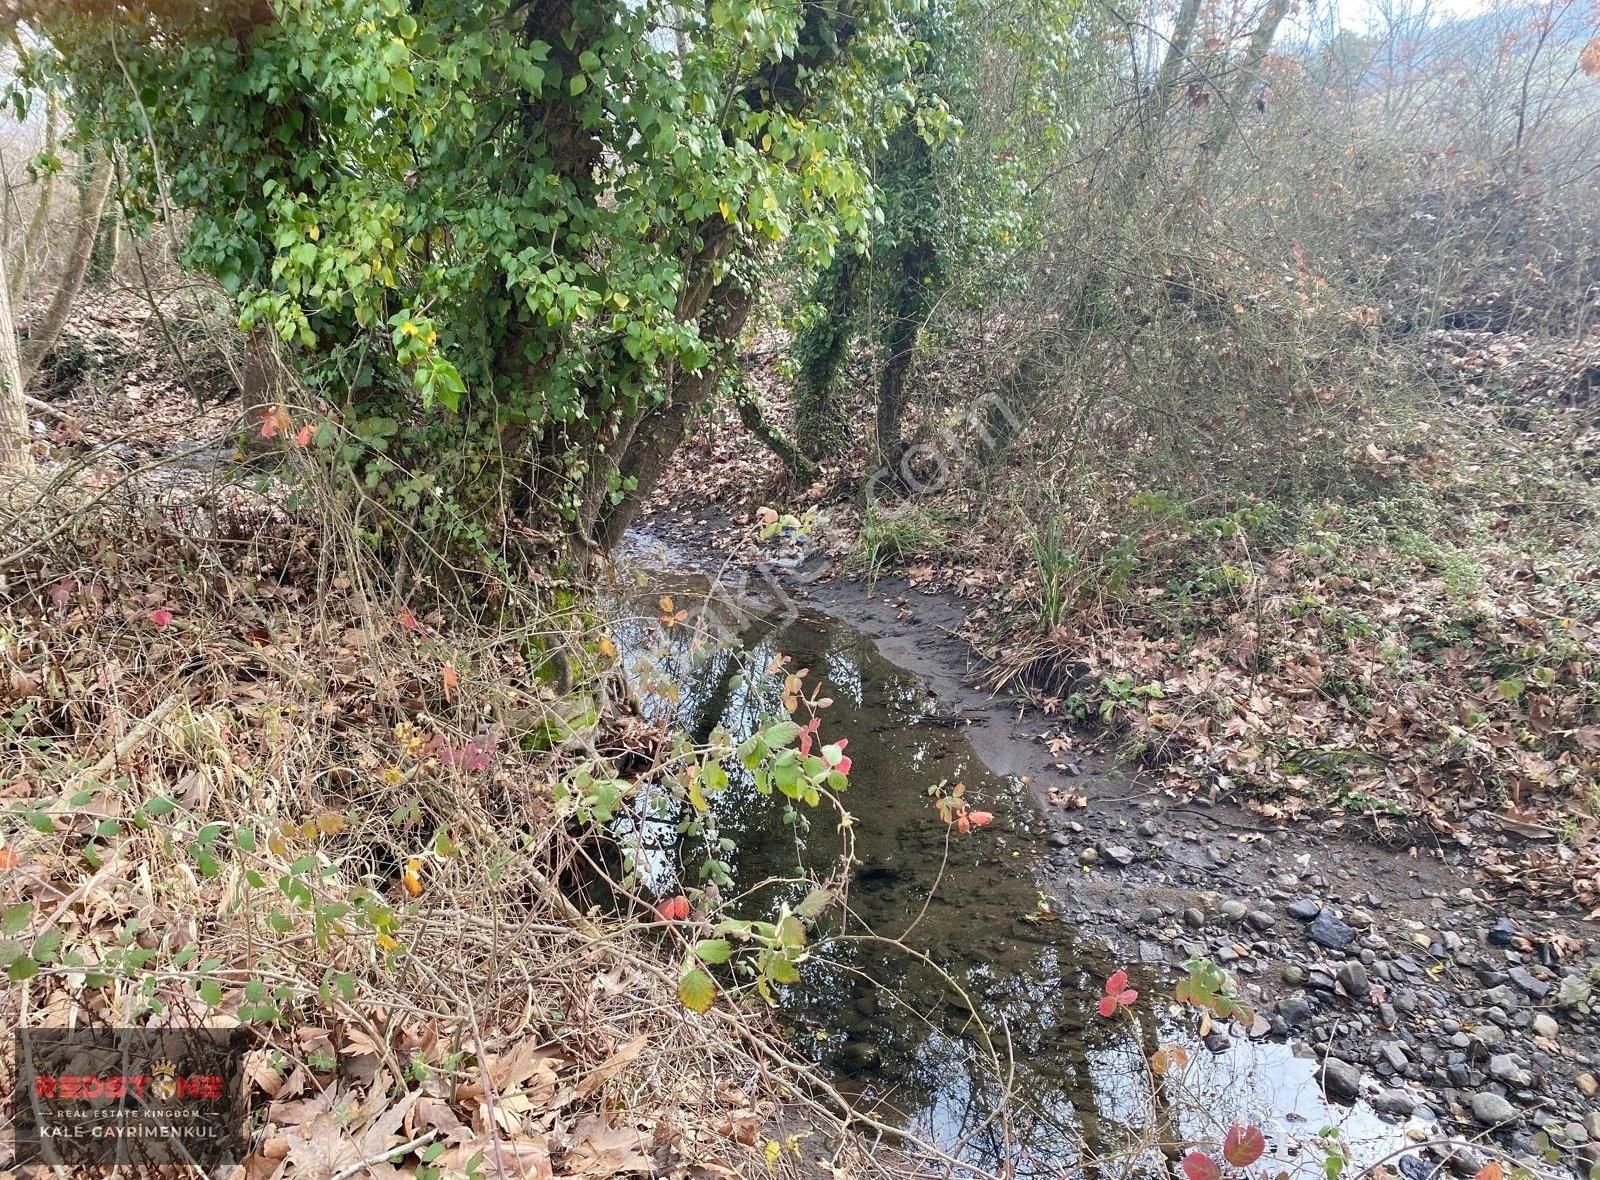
[
  {"left": 24, "top": 394, "right": 73, "bottom": 423},
  {"left": 65, "top": 692, "right": 184, "bottom": 793}
]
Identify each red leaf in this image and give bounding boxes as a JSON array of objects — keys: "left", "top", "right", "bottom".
[
  {"left": 1473, "top": 1164, "right": 1504, "bottom": 1180},
  {"left": 293, "top": 422, "right": 315, "bottom": 448},
  {"left": 1223, "top": 1123, "right": 1266, "bottom": 1168},
  {"left": 397, "top": 607, "right": 420, "bottom": 632},
  {"left": 835, "top": 755, "right": 852, "bottom": 775},
  {"left": 1097, "top": 994, "right": 1119, "bottom": 1018},
  {"left": 655, "top": 895, "right": 690, "bottom": 922},
  {"left": 148, "top": 608, "right": 174, "bottom": 628},
  {"left": 257, "top": 405, "right": 291, "bottom": 439},
  {"left": 1182, "top": 1153, "right": 1222, "bottom": 1180},
  {"left": 1105, "top": 969, "right": 1129, "bottom": 996},
  {"left": 967, "top": 810, "right": 994, "bottom": 828},
  {"left": 48, "top": 578, "right": 74, "bottom": 609}
]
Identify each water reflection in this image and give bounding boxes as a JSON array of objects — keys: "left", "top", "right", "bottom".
[{"left": 608, "top": 574, "right": 1422, "bottom": 1177}]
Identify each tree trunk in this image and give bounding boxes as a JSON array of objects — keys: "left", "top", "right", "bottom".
[
  {"left": 8, "top": 90, "right": 58, "bottom": 306},
  {"left": 19, "top": 156, "right": 113, "bottom": 385},
  {"left": 1195, "top": 0, "right": 1291, "bottom": 171},
  {"left": 593, "top": 281, "right": 758, "bottom": 551},
  {"left": 872, "top": 127, "right": 937, "bottom": 469},
  {"left": 792, "top": 249, "right": 862, "bottom": 460},
  {"left": 874, "top": 321, "right": 918, "bottom": 470},
  {"left": 734, "top": 376, "right": 816, "bottom": 483},
  {"left": 88, "top": 185, "right": 122, "bottom": 288},
  {"left": 0, "top": 241, "right": 33, "bottom": 471}
]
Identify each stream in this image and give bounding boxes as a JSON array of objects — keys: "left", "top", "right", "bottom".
[{"left": 610, "top": 541, "right": 1431, "bottom": 1178}]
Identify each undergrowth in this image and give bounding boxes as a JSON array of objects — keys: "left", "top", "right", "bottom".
[{"left": 0, "top": 468, "right": 914, "bottom": 1180}]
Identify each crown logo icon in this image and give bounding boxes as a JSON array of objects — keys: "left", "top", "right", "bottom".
[{"left": 149, "top": 1058, "right": 180, "bottom": 1101}]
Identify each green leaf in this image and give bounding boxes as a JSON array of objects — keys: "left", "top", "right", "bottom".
[
  {"left": 763, "top": 721, "right": 801, "bottom": 747},
  {"left": 3, "top": 903, "right": 31, "bottom": 936},
  {"left": 32, "top": 929, "right": 63, "bottom": 964},
  {"left": 694, "top": 938, "right": 732, "bottom": 964},
  {"left": 677, "top": 967, "right": 716, "bottom": 1014},
  {"left": 8, "top": 955, "right": 39, "bottom": 981},
  {"left": 198, "top": 978, "right": 224, "bottom": 1007}
]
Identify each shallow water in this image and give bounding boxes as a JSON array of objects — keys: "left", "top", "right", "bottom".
[{"left": 609, "top": 560, "right": 1427, "bottom": 1177}]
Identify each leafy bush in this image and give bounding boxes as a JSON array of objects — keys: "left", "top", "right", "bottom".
[{"left": 22, "top": 0, "right": 902, "bottom": 555}]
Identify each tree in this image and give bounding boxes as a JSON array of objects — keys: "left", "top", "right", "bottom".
[
  {"left": 785, "top": 0, "right": 1086, "bottom": 479},
  {"left": 20, "top": 0, "right": 900, "bottom": 555},
  {"left": 0, "top": 242, "right": 29, "bottom": 471}
]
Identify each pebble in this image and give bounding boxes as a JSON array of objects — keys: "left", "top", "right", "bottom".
[
  {"left": 1507, "top": 966, "right": 1550, "bottom": 999},
  {"left": 1586, "top": 1113, "right": 1600, "bottom": 1140},
  {"left": 1282, "top": 964, "right": 1306, "bottom": 985},
  {"left": 1245, "top": 909, "right": 1276, "bottom": 932},
  {"left": 1100, "top": 843, "right": 1137, "bottom": 867},
  {"left": 1079, "top": 847, "right": 1099, "bottom": 866},
  {"left": 1530, "top": 1013, "right": 1558, "bottom": 1038},
  {"left": 1482, "top": 985, "right": 1519, "bottom": 1010},
  {"left": 1337, "top": 961, "right": 1371, "bottom": 999},
  {"left": 1322, "top": 1057, "right": 1362, "bottom": 1102},
  {"left": 1286, "top": 899, "right": 1322, "bottom": 921},
  {"left": 1372, "top": 1089, "right": 1416, "bottom": 1117},
  {"left": 1219, "top": 899, "right": 1248, "bottom": 923},
  {"left": 1378, "top": 1042, "right": 1409, "bottom": 1072},
  {"left": 1486, "top": 918, "right": 1520, "bottom": 948},
  {"left": 1578, "top": 1072, "right": 1598, "bottom": 1098},
  {"left": 1309, "top": 910, "right": 1358, "bottom": 951},
  {"left": 1470, "top": 1091, "right": 1519, "bottom": 1125},
  {"left": 1278, "top": 996, "right": 1314, "bottom": 1030},
  {"left": 1183, "top": 907, "right": 1205, "bottom": 928},
  {"left": 1487, "top": 1054, "right": 1531, "bottom": 1086}
]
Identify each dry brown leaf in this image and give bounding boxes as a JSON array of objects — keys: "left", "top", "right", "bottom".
[
  {"left": 563, "top": 1116, "right": 651, "bottom": 1177},
  {"left": 574, "top": 1033, "right": 649, "bottom": 1100}
]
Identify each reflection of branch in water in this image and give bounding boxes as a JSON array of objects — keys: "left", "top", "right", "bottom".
[{"left": 1138, "top": 1004, "right": 1182, "bottom": 1165}]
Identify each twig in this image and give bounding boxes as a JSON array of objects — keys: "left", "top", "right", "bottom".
[
  {"left": 62, "top": 692, "right": 183, "bottom": 793},
  {"left": 326, "top": 1132, "right": 440, "bottom": 1180},
  {"left": 24, "top": 394, "right": 71, "bottom": 422}
]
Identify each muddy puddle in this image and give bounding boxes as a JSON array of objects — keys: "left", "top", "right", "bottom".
[{"left": 608, "top": 550, "right": 1433, "bottom": 1177}]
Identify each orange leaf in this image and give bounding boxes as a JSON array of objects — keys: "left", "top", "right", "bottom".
[
  {"left": 1474, "top": 1163, "right": 1504, "bottom": 1180},
  {"left": 1150, "top": 1046, "right": 1190, "bottom": 1076},
  {"left": 0, "top": 849, "right": 20, "bottom": 870},
  {"left": 1581, "top": 37, "right": 1600, "bottom": 78},
  {"left": 397, "top": 607, "right": 420, "bottom": 632},
  {"left": 293, "top": 423, "right": 315, "bottom": 448},
  {"left": 402, "top": 857, "right": 425, "bottom": 897},
  {"left": 442, "top": 663, "right": 460, "bottom": 691}
]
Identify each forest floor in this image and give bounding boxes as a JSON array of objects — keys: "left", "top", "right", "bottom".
[
  {"left": 5, "top": 287, "right": 1600, "bottom": 1178},
  {"left": 642, "top": 321, "right": 1600, "bottom": 1167},
  {"left": 0, "top": 292, "right": 918, "bottom": 1180}
]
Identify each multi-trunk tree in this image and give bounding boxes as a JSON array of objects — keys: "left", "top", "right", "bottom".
[{"left": 19, "top": 0, "right": 901, "bottom": 552}]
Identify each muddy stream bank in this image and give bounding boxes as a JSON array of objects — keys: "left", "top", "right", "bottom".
[{"left": 607, "top": 529, "right": 1600, "bottom": 1179}]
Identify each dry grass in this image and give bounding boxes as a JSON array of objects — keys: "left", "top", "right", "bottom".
[{"left": 0, "top": 460, "right": 938, "bottom": 1180}]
